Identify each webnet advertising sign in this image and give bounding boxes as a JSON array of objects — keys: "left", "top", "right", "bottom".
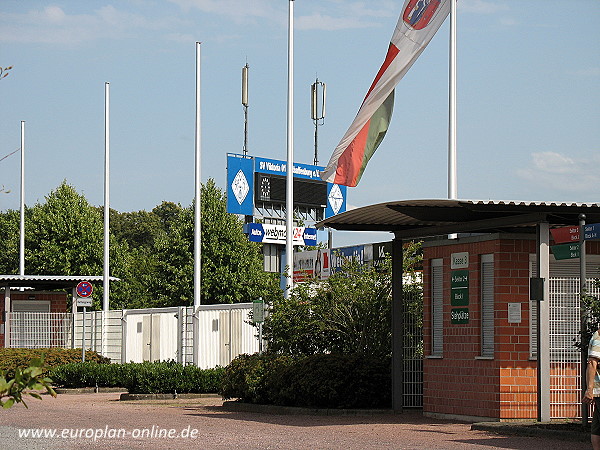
[{"left": 244, "top": 223, "right": 317, "bottom": 247}]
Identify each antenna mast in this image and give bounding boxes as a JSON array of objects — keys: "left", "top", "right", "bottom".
[
  {"left": 242, "top": 63, "right": 249, "bottom": 155},
  {"left": 311, "top": 78, "right": 326, "bottom": 166}
]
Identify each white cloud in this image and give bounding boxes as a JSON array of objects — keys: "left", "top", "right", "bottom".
[
  {"left": 458, "top": 0, "right": 509, "bottom": 14},
  {"left": 0, "top": 5, "right": 181, "bottom": 45},
  {"left": 517, "top": 151, "right": 600, "bottom": 193},
  {"left": 168, "top": 0, "right": 283, "bottom": 23},
  {"left": 569, "top": 67, "right": 600, "bottom": 77},
  {"left": 168, "top": 0, "right": 395, "bottom": 31}
]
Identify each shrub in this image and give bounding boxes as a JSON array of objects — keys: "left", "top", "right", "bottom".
[
  {"left": 49, "top": 360, "right": 224, "bottom": 394},
  {"left": 49, "top": 362, "right": 126, "bottom": 388},
  {"left": 221, "top": 353, "right": 390, "bottom": 409},
  {"left": 220, "top": 353, "right": 292, "bottom": 404},
  {"left": 0, "top": 348, "right": 109, "bottom": 378}
]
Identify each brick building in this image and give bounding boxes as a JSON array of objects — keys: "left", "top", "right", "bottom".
[
  {"left": 1, "top": 275, "right": 111, "bottom": 348},
  {"left": 318, "top": 199, "right": 600, "bottom": 421}
]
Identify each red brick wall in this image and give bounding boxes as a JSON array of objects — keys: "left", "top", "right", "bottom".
[{"left": 423, "top": 237, "right": 600, "bottom": 420}]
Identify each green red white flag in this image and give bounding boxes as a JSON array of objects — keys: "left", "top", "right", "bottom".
[{"left": 321, "top": 0, "right": 451, "bottom": 187}]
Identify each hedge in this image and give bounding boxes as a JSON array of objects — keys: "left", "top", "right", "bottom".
[
  {"left": 221, "top": 353, "right": 391, "bottom": 409},
  {"left": 0, "top": 348, "right": 109, "bottom": 378},
  {"left": 49, "top": 361, "right": 225, "bottom": 394}
]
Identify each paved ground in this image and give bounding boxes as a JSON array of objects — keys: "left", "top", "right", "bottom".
[{"left": 0, "top": 393, "right": 589, "bottom": 450}]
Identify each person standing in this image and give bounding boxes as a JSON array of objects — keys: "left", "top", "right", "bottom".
[{"left": 583, "top": 327, "right": 600, "bottom": 450}]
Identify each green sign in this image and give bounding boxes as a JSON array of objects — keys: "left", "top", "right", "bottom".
[
  {"left": 451, "top": 288, "right": 469, "bottom": 306},
  {"left": 451, "top": 308, "right": 469, "bottom": 324},
  {"left": 551, "top": 242, "right": 580, "bottom": 260},
  {"left": 253, "top": 299, "right": 265, "bottom": 323},
  {"left": 451, "top": 270, "right": 469, "bottom": 306},
  {"left": 451, "top": 270, "right": 469, "bottom": 288}
]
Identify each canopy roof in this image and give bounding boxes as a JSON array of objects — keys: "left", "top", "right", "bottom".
[
  {"left": 0, "top": 275, "right": 119, "bottom": 290},
  {"left": 316, "top": 199, "right": 600, "bottom": 239}
]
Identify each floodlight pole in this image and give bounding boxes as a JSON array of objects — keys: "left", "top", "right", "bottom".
[{"left": 284, "top": 0, "right": 294, "bottom": 299}]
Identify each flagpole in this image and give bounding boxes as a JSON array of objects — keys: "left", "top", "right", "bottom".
[
  {"left": 103, "top": 82, "right": 110, "bottom": 313},
  {"left": 448, "top": 0, "right": 457, "bottom": 200},
  {"left": 284, "top": 0, "right": 294, "bottom": 299},
  {"left": 192, "top": 41, "right": 202, "bottom": 367},
  {"left": 194, "top": 41, "right": 202, "bottom": 309},
  {"left": 19, "top": 121, "right": 25, "bottom": 278}
]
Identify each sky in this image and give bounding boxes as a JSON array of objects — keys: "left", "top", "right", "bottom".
[{"left": 1, "top": 0, "right": 599, "bottom": 247}]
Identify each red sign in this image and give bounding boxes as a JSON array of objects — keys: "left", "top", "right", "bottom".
[
  {"left": 550, "top": 226, "right": 580, "bottom": 244},
  {"left": 76, "top": 281, "right": 93, "bottom": 298}
]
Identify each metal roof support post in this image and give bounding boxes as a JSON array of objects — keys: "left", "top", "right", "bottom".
[
  {"left": 3, "top": 286, "right": 10, "bottom": 348},
  {"left": 71, "top": 287, "right": 77, "bottom": 349},
  {"left": 392, "top": 235, "right": 404, "bottom": 412},
  {"left": 536, "top": 221, "right": 550, "bottom": 421}
]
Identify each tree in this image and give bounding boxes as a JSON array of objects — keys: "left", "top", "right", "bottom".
[
  {"left": 26, "top": 181, "right": 104, "bottom": 276},
  {"left": 0, "top": 209, "right": 20, "bottom": 274},
  {"left": 21, "top": 181, "right": 130, "bottom": 309},
  {"left": 263, "top": 241, "right": 422, "bottom": 359},
  {"left": 1, "top": 179, "right": 280, "bottom": 309},
  {"left": 0, "top": 66, "right": 12, "bottom": 81},
  {"left": 148, "top": 179, "right": 280, "bottom": 306}
]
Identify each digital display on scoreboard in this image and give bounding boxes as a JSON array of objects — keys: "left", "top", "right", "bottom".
[{"left": 254, "top": 173, "right": 327, "bottom": 207}]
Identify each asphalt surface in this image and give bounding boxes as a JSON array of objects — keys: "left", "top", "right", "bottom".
[{"left": 0, "top": 392, "right": 589, "bottom": 449}]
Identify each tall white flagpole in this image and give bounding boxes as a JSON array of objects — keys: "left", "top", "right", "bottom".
[
  {"left": 19, "top": 121, "right": 25, "bottom": 277},
  {"left": 284, "top": 0, "right": 295, "bottom": 299},
  {"left": 103, "top": 82, "right": 110, "bottom": 312},
  {"left": 193, "top": 42, "right": 202, "bottom": 367},
  {"left": 194, "top": 42, "right": 202, "bottom": 309},
  {"left": 448, "top": 0, "right": 457, "bottom": 200}
]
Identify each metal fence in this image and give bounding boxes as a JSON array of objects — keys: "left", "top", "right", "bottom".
[
  {"left": 549, "top": 277, "right": 599, "bottom": 419},
  {"left": 5, "top": 304, "right": 260, "bottom": 369},
  {"left": 403, "top": 285, "right": 423, "bottom": 408},
  {"left": 7, "top": 312, "right": 71, "bottom": 348}
]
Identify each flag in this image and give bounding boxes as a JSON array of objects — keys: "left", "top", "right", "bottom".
[{"left": 321, "top": 0, "right": 451, "bottom": 187}]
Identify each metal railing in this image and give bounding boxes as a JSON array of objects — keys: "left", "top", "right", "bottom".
[{"left": 7, "top": 312, "right": 71, "bottom": 348}]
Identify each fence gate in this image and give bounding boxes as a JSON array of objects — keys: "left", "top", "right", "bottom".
[{"left": 123, "top": 308, "right": 180, "bottom": 363}]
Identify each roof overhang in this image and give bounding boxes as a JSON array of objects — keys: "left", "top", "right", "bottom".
[
  {"left": 0, "top": 275, "right": 120, "bottom": 290},
  {"left": 316, "top": 199, "right": 600, "bottom": 239}
]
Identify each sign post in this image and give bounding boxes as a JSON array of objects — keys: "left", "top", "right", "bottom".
[
  {"left": 580, "top": 215, "right": 588, "bottom": 425},
  {"left": 76, "top": 281, "right": 93, "bottom": 362},
  {"left": 253, "top": 298, "right": 265, "bottom": 354}
]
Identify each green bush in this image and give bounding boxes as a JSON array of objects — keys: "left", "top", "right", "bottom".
[
  {"left": 220, "top": 353, "right": 292, "bottom": 404},
  {"left": 49, "top": 362, "right": 126, "bottom": 388},
  {"left": 0, "top": 348, "right": 109, "bottom": 378},
  {"left": 123, "top": 361, "right": 224, "bottom": 394},
  {"left": 221, "top": 353, "right": 390, "bottom": 409},
  {"left": 49, "top": 361, "right": 224, "bottom": 394}
]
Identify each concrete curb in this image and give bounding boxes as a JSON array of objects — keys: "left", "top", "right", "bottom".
[
  {"left": 120, "top": 393, "right": 221, "bottom": 401},
  {"left": 54, "top": 387, "right": 126, "bottom": 394},
  {"left": 222, "top": 401, "right": 396, "bottom": 416},
  {"left": 471, "top": 422, "right": 589, "bottom": 443}
]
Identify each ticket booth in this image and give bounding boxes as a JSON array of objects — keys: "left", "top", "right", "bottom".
[{"left": 318, "top": 199, "right": 600, "bottom": 420}]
